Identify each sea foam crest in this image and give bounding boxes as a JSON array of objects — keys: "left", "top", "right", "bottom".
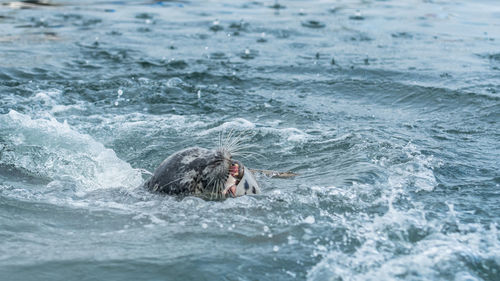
[{"left": 0, "top": 110, "right": 143, "bottom": 190}]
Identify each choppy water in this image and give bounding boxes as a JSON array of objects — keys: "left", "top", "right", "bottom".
[{"left": 1, "top": 0, "right": 499, "bottom": 280}]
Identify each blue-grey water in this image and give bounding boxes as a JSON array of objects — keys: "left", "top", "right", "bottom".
[{"left": 1, "top": 0, "right": 499, "bottom": 280}]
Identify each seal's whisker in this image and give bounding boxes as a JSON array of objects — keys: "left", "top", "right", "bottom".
[
  {"left": 152, "top": 176, "right": 185, "bottom": 193},
  {"left": 229, "top": 144, "right": 266, "bottom": 161},
  {"left": 228, "top": 131, "right": 247, "bottom": 148},
  {"left": 161, "top": 176, "right": 185, "bottom": 187},
  {"left": 222, "top": 129, "right": 238, "bottom": 149},
  {"left": 232, "top": 148, "right": 264, "bottom": 156},
  {"left": 237, "top": 153, "right": 264, "bottom": 162},
  {"left": 229, "top": 143, "right": 259, "bottom": 154},
  {"left": 223, "top": 128, "right": 236, "bottom": 150},
  {"left": 210, "top": 179, "right": 217, "bottom": 200},
  {"left": 217, "top": 178, "right": 224, "bottom": 198},
  {"left": 207, "top": 171, "right": 226, "bottom": 200},
  {"left": 218, "top": 130, "right": 225, "bottom": 153},
  {"left": 134, "top": 168, "right": 154, "bottom": 176},
  {"left": 210, "top": 177, "right": 223, "bottom": 199},
  {"left": 223, "top": 130, "right": 251, "bottom": 156}
]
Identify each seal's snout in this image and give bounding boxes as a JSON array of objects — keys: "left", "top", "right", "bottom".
[
  {"left": 222, "top": 161, "right": 260, "bottom": 198},
  {"left": 222, "top": 161, "right": 242, "bottom": 197},
  {"left": 222, "top": 174, "right": 237, "bottom": 197}
]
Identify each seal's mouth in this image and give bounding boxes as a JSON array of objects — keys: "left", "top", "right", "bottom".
[{"left": 222, "top": 161, "right": 243, "bottom": 197}]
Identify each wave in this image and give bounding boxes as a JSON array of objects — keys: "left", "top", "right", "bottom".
[{"left": 0, "top": 110, "right": 143, "bottom": 191}]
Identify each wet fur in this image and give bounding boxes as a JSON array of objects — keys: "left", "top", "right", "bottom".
[{"left": 144, "top": 146, "right": 231, "bottom": 199}]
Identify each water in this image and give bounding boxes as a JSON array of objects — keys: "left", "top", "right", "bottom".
[{"left": 0, "top": 0, "right": 499, "bottom": 280}]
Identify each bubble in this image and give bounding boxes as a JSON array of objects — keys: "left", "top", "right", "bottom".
[
  {"left": 166, "top": 77, "right": 183, "bottom": 88},
  {"left": 117, "top": 89, "right": 123, "bottom": 96},
  {"left": 273, "top": 246, "right": 279, "bottom": 252},
  {"left": 201, "top": 223, "right": 208, "bottom": 229}
]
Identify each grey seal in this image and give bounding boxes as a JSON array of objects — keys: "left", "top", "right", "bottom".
[{"left": 143, "top": 146, "right": 260, "bottom": 199}]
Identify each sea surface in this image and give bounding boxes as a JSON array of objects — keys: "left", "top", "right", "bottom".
[{"left": 0, "top": 0, "right": 499, "bottom": 280}]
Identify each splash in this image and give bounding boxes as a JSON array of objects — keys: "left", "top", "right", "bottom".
[{"left": 0, "top": 110, "right": 143, "bottom": 190}]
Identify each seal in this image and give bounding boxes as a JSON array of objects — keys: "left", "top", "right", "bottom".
[{"left": 143, "top": 146, "right": 261, "bottom": 199}]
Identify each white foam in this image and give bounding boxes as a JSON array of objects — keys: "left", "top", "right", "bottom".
[
  {"left": 31, "top": 89, "right": 85, "bottom": 113},
  {"left": 0, "top": 110, "right": 143, "bottom": 190},
  {"left": 307, "top": 142, "right": 498, "bottom": 281}
]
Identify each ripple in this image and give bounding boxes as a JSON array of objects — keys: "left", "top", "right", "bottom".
[
  {"left": 209, "top": 19, "right": 223, "bottom": 31},
  {"left": 349, "top": 10, "right": 365, "bottom": 20},
  {"left": 301, "top": 20, "right": 326, "bottom": 29},
  {"left": 135, "top": 13, "right": 154, "bottom": 19},
  {"left": 392, "top": 32, "right": 413, "bottom": 39},
  {"left": 209, "top": 52, "right": 228, "bottom": 60},
  {"left": 239, "top": 48, "right": 258, "bottom": 60}
]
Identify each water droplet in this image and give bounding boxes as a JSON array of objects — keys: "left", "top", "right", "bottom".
[
  {"left": 240, "top": 48, "right": 258, "bottom": 59},
  {"left": 117, "top": 89, "right": 123, "bottom": 96},
  {"left": 263, "top": 226, "right": 269, "bottom": 232},
  {"left": 201, "top": 223, "right": 208, "bottom": 229},
  {"left": 349, "top": 10, "right": 364, "bottom": 20},
  {"left": 114, "top": 101, "right": 119, "bottom": 106},
  {"left": 273, "top": 246, "right": 279, "bottom": 252},
  {"left": 304, "top": 216, "right": 315, "bottom": 224},
  {"left": 197, "top": 90, "right": 201, "bottom": 99}
]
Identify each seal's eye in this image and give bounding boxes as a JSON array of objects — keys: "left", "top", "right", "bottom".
[{"left": 230, "top": 160, "right": 244, "bottom": 180}]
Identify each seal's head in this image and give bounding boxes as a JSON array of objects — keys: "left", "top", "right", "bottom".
[{"left": 144, "top": 145, "right": 260, "bottom": 200}]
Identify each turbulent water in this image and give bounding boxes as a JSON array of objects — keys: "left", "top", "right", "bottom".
[{"left": 0, "top": 0, "right": 499, "bottom": 280}]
